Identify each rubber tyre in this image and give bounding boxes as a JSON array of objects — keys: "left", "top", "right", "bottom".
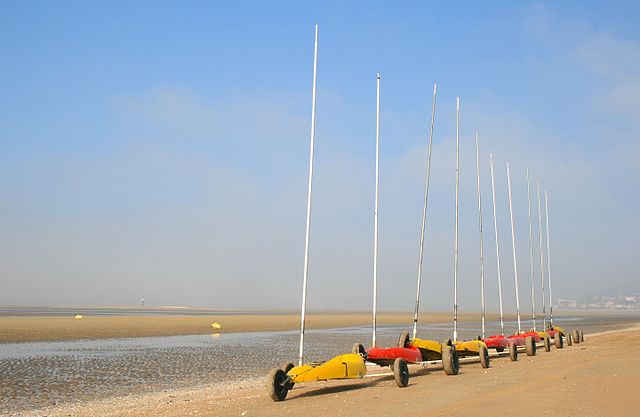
[
  {"left": 266, "top": 368, "right": 289, "bottom": 402},
  {"left": 509, "top": 342, "right": 518, "bottom": 361},
  {"left": 580, "top": 330, "right": 585, "bottom": 342},
  {"left": 525, "top": 336, "right": 536, "bottom": 356},
  {"left": 442, "top": 345, "right": 459, "bottom": 375},
  {"left": 398, "top": 330, "right": 411, "bottom": 348},
  {"left": 352, "top": 343, "right": 366, "bottom": 356},
  {"left": 281, "top": 362, "right": 294, "bottom": 373},
  {"left": 393, "top": 358, "right": 409, "bottom": 387},
  {"left": 554, "top": 332, "right": 563, "bottom": 349},
  {"left": 572, "top": 329, "right": 580, "bottom": 344},
  {"left": 544, "top": 336, "right": 551, "bottom": 352},
  {"left": 280, "top": 362, "right": 295, "bottom": 389},
  {"left": 479, "top": 345, "right": 490, "bottom": 368},
  {"left": 567, "top": 333, "right": 573, "bottom": 346}
]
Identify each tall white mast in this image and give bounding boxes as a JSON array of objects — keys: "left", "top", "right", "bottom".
[
  {"left": 412, "top": 83, "right": 437, "bottom": 339},
  {"left": 298, "top": 24, "right": 319, "bottom": 367},
  {"left": 536, "top": 181, "right": 546, "bottom": 329},
  {"left": 475, "top": 134, "right": 486, "bottom": 339},
  {"left": 526, "top": 169, "right": 536, "bottom": 331},
  {"left": 545, "top": 190, "right": 554, "bottom": 326},
  {"left": 489, "top": 154, "right": 505, "bottom": 335},
  {"left": 453, "top": 97, "right": 460, "bottom": 342},
  {"left": 372, "top": 73, "right": 381, "bottom": 347},
  {"left": 506, "top": 162, "right": 522, "bottom": 334}
]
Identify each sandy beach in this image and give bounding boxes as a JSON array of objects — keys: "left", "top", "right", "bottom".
[
  {"left": 6, "top": 322, "right": 640, "bottom": 417},
  {"left": 0, "top": 311, "right": 515, "bottom": 343},
  {"left": 2, "top": 309, "right": 635, "bottom": 343}
]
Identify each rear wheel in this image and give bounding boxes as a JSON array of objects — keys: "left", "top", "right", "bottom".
[
  {"left": 266, "top": 368, "right": 289, "bottom": 402},
  {"left": 525, "top": 336, "right": 536, "bottom": 356},
  {"left": 393, "top": 358, "right": 409, "bottom": 387},
  {"left": 567, "top": 333, "right": 573, "bottom": 346},
  {"left": 580, "top": 330, "right": 585, "bottom": 342},
  {"left": 544, "top": 336, "right": 551, "bottom": 352},
  {"left": 572, "top": 329, "right": 580, "bottom": 344},
  {"left": 398, "top": 330, "right": 410, "bottom": 348},
  {"left": 509, "top": 342, "right": 518, "bottom": 361},
  {"left": 479, "top": 345, "right": 490, "bottom": 368},
  {"left": 554, "top": 332, "right": 563, "bottom": 349},
  {"left": 442, "top": 345, "right": 459, "bottom": 375}
]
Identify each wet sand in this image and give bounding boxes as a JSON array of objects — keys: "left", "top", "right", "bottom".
[
  {"left": 1, "top": 311, "right": 532, "bottom": 343},
  {"left": 13, "top": 324, "right": 639, "bottom": 417}
]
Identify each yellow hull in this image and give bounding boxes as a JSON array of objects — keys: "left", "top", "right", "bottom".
[
  {"left": 287, "top": 354, "right": 366, "bottom": 383},
  {"left": 453, "top": 340, "right": 486, "bottom": 356},
  {"left": 536, "top": 331, "right": 550, "bottom": 340},
  {"left": 553, "top": 326, "right": 567, "bottom": 336},
  {"left": 410, "top": 337, "right": 444, "bottom": 361}
]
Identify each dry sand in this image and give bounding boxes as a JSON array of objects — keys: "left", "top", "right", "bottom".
[
  {"left": 1, "top": 311, "right": 519, "bottom": 343},
  {"left": 14, "top": 325, "right": 640, "bottom": 417}
]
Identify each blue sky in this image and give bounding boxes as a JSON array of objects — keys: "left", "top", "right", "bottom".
[{"left": 1, "top": 1, "right": 638, "bottom": 312}]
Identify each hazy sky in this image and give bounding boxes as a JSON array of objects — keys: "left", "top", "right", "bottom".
[{"left": 1, "top": 1, "right": 638, "bottom": 312}]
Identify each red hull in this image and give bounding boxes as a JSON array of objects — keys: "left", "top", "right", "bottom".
[
  {"left": 519, "top": 331, "right": 542, "bottom": 342},
  {"left": 507, "top": 334, "right": 526, "bottom": 346},
  {"left": 366, "top": 346, "right": 423, "bottom": 365},
  {"left": 546, "top": 328, "right": 559, "bottom": 337},
  {"left": 484, "top": 334, "right": 511, "bottom": 349}
]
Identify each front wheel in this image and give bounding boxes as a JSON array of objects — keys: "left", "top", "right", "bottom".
[
  {"left": 544, "top": 336, "right": 551, "bottom": 352},
  {"left": 572, "top": 329, "right": 581, "bottom": 344},
  {"left": 398, "top": 330, "right": 411, "bottom": 348},
  {"left": 509, "top": 342, "right": 518, "bottom": 361},
  {"left": 266, "top": 368, "right": 289, "bottom": 402},
  {"left": 554, "top": 332, "right": 563, "bottom": 349},
  {"left": 525, "top": 336, "right": 536, "bottom": 356},
  {"left": 442, "top": 345, "right": 460, "bottom": 375},
  {"left": 580, "top": 330, "right": 585, "bottom": 342},
  {"left": 567, "top": 333, "right": 573, "bottom": 346},
  {"left": 352, "top": 343, "right": 366, "bottom": 356},
  {"left": 393, "top": 358, "right": 409, "bottom": 387},
  {"left": 280, "top": 362, "right": 295, "bottom": 389},
  {"left": 479, "top": 345, "right": 490, "bottom": 368}
]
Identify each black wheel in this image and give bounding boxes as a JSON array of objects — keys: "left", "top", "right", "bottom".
[
  {"left": 398, "top": 330, "right": 411, "bottom": 348},
  {"left": 525, "top": 336, "right": 536, "bottom": 356},
  {"left": 352, "top": 343, "right": 366, "bottom": 356},
  {"left": 509, "top": 342, "right": 518, "bottom": 361},
  {"left": 266, "top": 368, "right": 289, "bottom": 402},
  {"left": 441, "top": 338, "right": 453, "bottom": 346},
  {"left": 280, "top": 362, "right": 295, "bottom": 389},
  {"left": 567, "top": 333, "right": 573, "bottom": 346},
  {"left": 479, "top": 345, "right": 490, "bottom": 368},
  {"left": 580, "top": 330, "right": 585, "bottom": 342},
  {"left": 393, "top": 358, "right": 409, "bottom": 387},
  {"left": 544, "top": 336, "right": 551, "bottom": 352},
  {"left": 572, "top": 329, "right": 580, "bottom": 344},
  {"left": 442, "top": 345, "right": 459, "bottom": 375},
  {"left": 281, "top": 362, "right": 294, "bottom": 373},
  {"left": 554, "top": 332, "right": 563, "bottom": 349}
]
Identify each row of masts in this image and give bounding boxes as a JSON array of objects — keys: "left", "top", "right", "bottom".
[
  {"left": 454, "top": 102, "right": 555, "bottom": 342},
  {"left": 298, "top": 25, "right": 556, "bottom": 365}
]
